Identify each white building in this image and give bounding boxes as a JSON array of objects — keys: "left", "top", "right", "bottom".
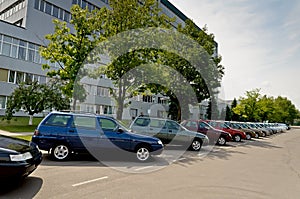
[{"left": 0, "top": 0, "right": 217, "bottom": 120}]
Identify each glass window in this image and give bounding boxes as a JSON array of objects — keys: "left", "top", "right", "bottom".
[
  {"left": 99, "top": 118, "right": 117, "bottom": 131},
  {"left": 34, "top": 51, "right": 41, "bottom": 63},
  {"left": 58, "top": 9, "right": 64, "bottom": 20},
  {"left": 16, "top": 71, "right": 24, "bottom": 84},
  {"left": 11, "top": 45, "right": 18, "bottom": 58},
  {"left": 9, "top": 71, "right": 15, "bottom": 83},
  {"left": 52, "top": 5, "right": 58, "bottom": 18},
  {"left": 28, "top": 49, "right": 35, "bottom": 62},
  {"left": 134, "top": 118, "right": 150, "bottom": 127},
  {"left": 45, "top": 2, "right": 52, "bottom": 15},
  {"left": 25, "top": 73, "right": 33, "bottom": 84},
  {"left": 0, "top": 68, "right": 8, "bottom": 82},
  {"left": 74, "top": 116, "right": 96, "bottom": 129},
  {"left": 18, "top": 46, "right": 26, "bottom": 60},
  {"left": 81, "top": 0, "right": 86, "bottom": 8},
  {"left": 0, "top": 96, "right": 6, "bottom": 109},
  {"left": 166, "top": 121, "right": 179, "bottom": 130},
  {"left": 72, "top": 0, "right": 78, "bottom": 4},
  {"left": 3, "top": 35, "right": 12, "bottom": 43},
  {"left": 39, "top": 76, "right": 46, "bottom": 84},
  {"left": 64, "top": 11, "right": 70, "bottom": 22},
  {"left": 34, "top": 0, "right": 40, "bottom": 9},
  {"left": 39, "top": 0, "right": 45, "bottom": 12},
  {"left": 2, "top": 43, "right": 11, "bottom": 56},
  {"left": 33, "top": 75, "right": 39, "bottom": 82},
  {"left": 45, "top": 114, "right": 71, "bottom": 126}
]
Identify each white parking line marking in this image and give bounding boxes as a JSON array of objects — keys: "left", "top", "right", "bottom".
[
  {"left": 134, "top": 166, "right": 154, "bottom": 171},
  {"left": 178, "top": 157, "right": 186, "bottom": 161},
  {"left": 72, "top": 176, "right": 108, "bottom": 187}
]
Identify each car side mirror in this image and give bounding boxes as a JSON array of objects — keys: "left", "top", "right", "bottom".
[{"left": 117, "top": 128, "right": 124, "bottom": 133}]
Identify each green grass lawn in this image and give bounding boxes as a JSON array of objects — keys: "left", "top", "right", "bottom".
[
  {"left": 0, "top": 116, "right": 43, "bottom": 132},
  {"left": 14, "top": 135, "right": 32, "bottom": 141}
]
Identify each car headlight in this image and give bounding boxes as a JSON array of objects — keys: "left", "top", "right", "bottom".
[
  {"left": 10, "top": 152, "right": 33, "bottom": 161},
  {"left": 157, "top": 140, "right": 163, "bottom": 145}
]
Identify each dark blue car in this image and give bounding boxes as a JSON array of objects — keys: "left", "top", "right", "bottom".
[{"left": 31, "top": 112, "right": 163, "bottom": 161}]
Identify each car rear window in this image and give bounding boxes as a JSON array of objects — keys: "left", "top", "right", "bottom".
[
  {"left": 44, "top": 114, "right": 71, "bottom": 127},
  {"left": 134, "top": 118, "right": 150, "bottom": 126}
]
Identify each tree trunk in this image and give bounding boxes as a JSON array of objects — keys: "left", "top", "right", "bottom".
[
  {"left": 29, "top": 115, "right": 33, "bottom": 126},
  {"left": 72, "top": 98, "right": 77, "bottom": 111}
]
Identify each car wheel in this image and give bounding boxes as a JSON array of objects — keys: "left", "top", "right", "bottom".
[
  {"left": 255, "top": 133, "right": 259, "bottom": 138},
  {"left": 262, "top": 132, "right": 266, "bottom": 137},
  {"left": 190, "top": 139, "right": 202, "bottom": 151},
  {"left": 234, "top": 134, "right": 241, "bottom": 142},
  {"left": 246, "top": 133, "right": 251, "bottom": 140},
  {"left": 136, "top": 145, "right": 150, "bottom": 162},
  {"left": 217, "top": 136, "right": 226, "bottom": 146},
  {"left": 51, "top": 144, "right": 70, "bottom": 161}
]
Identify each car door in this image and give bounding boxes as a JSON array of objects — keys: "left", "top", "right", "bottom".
[
  {"left": 98, "top": 118, "right": 131, "bottom": 151},
  {"left": 71, "top": 115, "right": 100, "bottom": 152}
]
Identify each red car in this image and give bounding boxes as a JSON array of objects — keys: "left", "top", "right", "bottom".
[
  {"left": 181, "top": 120, "right": 232, "bottom": 146},
  {"left": 206, "top": 120, "right": 247, "bottom": 142}
]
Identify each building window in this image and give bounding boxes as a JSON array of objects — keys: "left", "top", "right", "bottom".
[
  {"left": 142, "top": 95, "right": 153, "bottom": 103},
  {"left": 0, "top": 96, "right": 6, "bottom": 109},
  {"left": 25, "top": 73, "right": 33, "bottom": 84},
  {"left": 0, "top": 68, "right": 8, "bottom": 82},
  {"left": 9, "top": 71, "right": 15, "bottom": 83},
  {"left": 45, "top": 2, "right": 52, "bottom": 15},
  {"left": 16, "top": 71, "right": 24, "bottom": 84},
  {"left": 18, "top": 40, "right": 27, "bottom": 60}
]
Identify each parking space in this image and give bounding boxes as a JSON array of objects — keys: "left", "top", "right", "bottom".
[{"left": 1, "top": 129, "right": 299, "bottom": 198}]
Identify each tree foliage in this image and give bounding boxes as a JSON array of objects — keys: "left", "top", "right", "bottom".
[
  {"left": 40, "top": 5, "right": 107, "bottom": 110},
  {"left": 232, "top": 88, "right": 299, "bottom": 124},
  {"left": 5, "top": 82, "right": 70, "bottom": 125}
]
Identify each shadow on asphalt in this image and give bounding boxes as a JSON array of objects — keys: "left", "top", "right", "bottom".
[{"left": 0, "top": 177, "right": 43, "bottom": 198}]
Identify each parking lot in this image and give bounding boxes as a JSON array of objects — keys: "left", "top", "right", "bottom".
[{"left": 2, "top": 129, "right": 300, "bottom": 199}]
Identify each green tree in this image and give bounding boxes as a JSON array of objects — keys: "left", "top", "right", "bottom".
[
  {"left": 233, "top": 88, "right": 261, "bottom": 122},
  {"left": 158, "top": 20, "right": 224, "bottom": 121},
  {"left": 99, "top": 0, "right": 173, "bottom": 120},
  {"left": 231, "top": 98, "right": 239, "bottom": 121},
  {"left": 225, "top": 105, "right": 232, "bottom": 121},
  {"left": 272, "top": 96, "right": 298, "bottom": 124},
  {"left": 40, "top": 5, "right": 107, "bottom": 110},
  {"left": 5, "top": 82, "right": 70, "bottom": 125},
  {"left": 257, "top": 95, "right": 274, "bottom": 122}
]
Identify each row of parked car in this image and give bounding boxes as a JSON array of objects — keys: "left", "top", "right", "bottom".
[{"left": 0, "top": 111, "right": 290, "bottom": 182}]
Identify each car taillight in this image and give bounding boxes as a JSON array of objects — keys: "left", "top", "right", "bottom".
[{"left": 34, "top": 130, "right": 39, "bottom": 136}]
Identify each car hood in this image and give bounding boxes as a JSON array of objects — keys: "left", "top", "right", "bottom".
[{"left": 0, "top": 135, "right": 31, "bottom": 154}]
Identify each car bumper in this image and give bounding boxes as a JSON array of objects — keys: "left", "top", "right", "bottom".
[{"left": 0, "top": 152, "right": 42, "bottom": 179}]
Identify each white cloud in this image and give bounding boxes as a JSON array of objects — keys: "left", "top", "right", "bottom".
[{"left": 169, "top": 0, "right": 300, "bottom": 108}]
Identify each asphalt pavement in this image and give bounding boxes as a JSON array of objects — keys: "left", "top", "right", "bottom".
[{"left": 1, "top": 128, "right": 300, "bottom": 198}]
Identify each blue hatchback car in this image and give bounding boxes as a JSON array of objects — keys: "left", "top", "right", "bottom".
[{"left": 32, "top": 112, "right": 163, "bottom": 162}]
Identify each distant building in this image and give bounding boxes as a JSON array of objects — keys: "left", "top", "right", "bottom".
[{"left": 0, "top": 0, "right": 218, "bottom": 120}]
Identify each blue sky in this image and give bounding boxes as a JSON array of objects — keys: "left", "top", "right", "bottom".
[{"left": 169, "top": 0, "right": 300, "bottom": 108}]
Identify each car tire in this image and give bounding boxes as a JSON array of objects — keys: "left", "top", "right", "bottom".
[
  {"left": 190, "top": 139, "right": 202, "bottom": 151},
  {"left": 217, "top": 136, "right": 226, "bottom": 146},
  {"left": 135, "top": 145, "right": 151, "bottom": 162},
  {"left": 262, "top": 132, "right": 266, "bottom": 137},
  {"left": 51, "top": 144, "right": 70, "bottom": 161},
  {"left": 246, "top": 133, "right": 251, "bottom": 140},
  {"left": 255, "top": 133, "right": 259, "bottom": 138},
  {"left": 233, "top": 134, "right": 242, "bottom": 142}
]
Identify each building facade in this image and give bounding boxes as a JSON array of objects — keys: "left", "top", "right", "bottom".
[{"left": 0, "top": 0, "right": 217, "bottom": 120}]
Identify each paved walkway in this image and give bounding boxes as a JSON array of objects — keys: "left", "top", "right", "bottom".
[{"left": 0, "top": 129, "right": 33, "bottom": 136}]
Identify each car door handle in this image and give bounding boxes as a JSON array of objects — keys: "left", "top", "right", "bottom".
[{"left": 69, "top": 129, "right": 75, "bottom": 132}]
